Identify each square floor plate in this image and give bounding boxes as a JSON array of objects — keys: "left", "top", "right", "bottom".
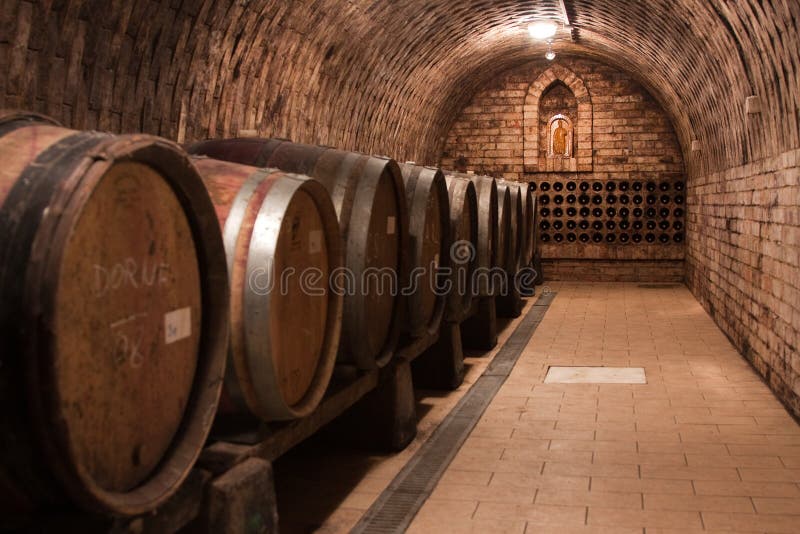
[{"left": 544, "top": 366, "right": 646, "bottom": 384}]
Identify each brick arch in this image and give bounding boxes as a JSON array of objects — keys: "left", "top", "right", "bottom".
[{"left": 523, "top": 64, "right": 593, "bottom": 173}]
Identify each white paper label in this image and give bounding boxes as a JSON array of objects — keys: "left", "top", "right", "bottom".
[
  {"left": 387, "top": 216, "right": 396, "bottom": 235},
  {"left": 433, "top": 253, "right": 440, "bottom": 269},
  {"left": 165, "top": 307, "right": 192, "bottom": 345},
  {"left": 309, "top": 230, "right": 322, "bottom": 254}
]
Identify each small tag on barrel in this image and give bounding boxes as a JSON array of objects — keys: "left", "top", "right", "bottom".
[
  {"left": 386, "top": 216, "right": 396, "bottom": 235},
  {"left": 309, "top": 230, "right": 322, "bottom": 254},
  {"left": 164, "top": 307, "right": 192, "bottom": 344}
]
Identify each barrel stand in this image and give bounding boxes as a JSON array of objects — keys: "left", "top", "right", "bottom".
[
  {"left": 411, "top": 321, "right": 466, "bottom": 390},
  {"left": 17, "top": 462, "right": 272, "bottom": 534},
  {"left": 532, "top": 250, "right": 544, "bottom": 286},
  {"left": 64, "top": 360, "right": 414, "bottom": 532},
  {"left": 519, "top": 259, "right": 537, "bottom": 297},
  {"left": 497, "top": 274, "right": 524, "bottom": 319},
  {"left": 334, "top": 326, "right": 441, "bottom": 451},
  {"left": 459, "top": 296, "right": 499, "bottom": 351}
]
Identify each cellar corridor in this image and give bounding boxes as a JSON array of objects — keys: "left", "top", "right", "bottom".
[
  {"left": 1, "top": 1, "right": 798, "bottom": 532},
  {"left": 274, "top": 283, "right": 800, "bottom": 533}
]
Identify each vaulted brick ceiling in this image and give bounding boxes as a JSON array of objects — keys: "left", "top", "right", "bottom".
[{"left": 4, "top": 1, "right": 798, "bottom": 174}]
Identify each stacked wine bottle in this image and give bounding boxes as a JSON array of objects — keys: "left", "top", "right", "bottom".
[{"left": 529, "top": 179, "right": 685, "bottom": 245}]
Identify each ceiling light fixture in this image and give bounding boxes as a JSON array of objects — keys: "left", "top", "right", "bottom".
[
  {"left": 528, "top": 21, "right": 558, "bottom": 40},
  {"left": 545, "top": 41, "right": 556, "bottom": 61}
]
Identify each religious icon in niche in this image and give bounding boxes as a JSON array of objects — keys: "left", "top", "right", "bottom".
[{"left": 547, "top": 114, "right": 573, "bottom": 158}]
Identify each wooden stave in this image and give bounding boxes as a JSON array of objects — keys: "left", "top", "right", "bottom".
[
  {"left": 0, "top": 112, "right": 229, "bottom": 518},
  {"left": 192, "top": 156, "right": 343, "bottom": 421},
  {"left": 443, "top": 176, "right": 478, "bottom": 322},
  {"left": 398, "top": 164, "right": 451, "bottom": 337},
  {"left": 189, "top": 138, "right": 408, "bottom": 370}
]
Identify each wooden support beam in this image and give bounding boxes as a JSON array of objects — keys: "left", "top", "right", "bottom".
[{"left": 203, "top": 459, "right": 278, "bottom": 534}]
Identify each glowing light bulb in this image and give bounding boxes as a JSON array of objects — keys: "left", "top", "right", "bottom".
[
  {"left": 546, "top": 49, "right": 556, "bottom": 61},
  {"left": 528, "top": 21, "right": 558, "bottom": 40}
]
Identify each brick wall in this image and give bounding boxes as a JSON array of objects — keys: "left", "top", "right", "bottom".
[
  {"left": 543, "top": 260, "right": 684, "bottom": 283},
  {"left": 686, "top": 149, "right": 800, "bottom": 417},
  {"left": 441, "top": 58, "right": 683, "bottom": 181},
  {"left": 440, "top": 57, "right": 685, "bottom": 281}
]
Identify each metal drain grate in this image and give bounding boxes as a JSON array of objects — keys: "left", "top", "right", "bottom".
[{"left": 351, "top": 291, "right": 556, "bottom": 534}]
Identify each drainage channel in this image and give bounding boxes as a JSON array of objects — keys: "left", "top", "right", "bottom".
[{"left": 351, "top": 291, "right": 557, "bottom": 534}]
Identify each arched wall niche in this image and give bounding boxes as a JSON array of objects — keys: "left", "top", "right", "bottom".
[{"left": 523, "top": 64, "right": 593, "bottom": 173}]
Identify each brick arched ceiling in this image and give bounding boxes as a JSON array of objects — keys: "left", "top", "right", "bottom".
[{"left": 3, "top": 1, "right": 797, "bottom": 174}]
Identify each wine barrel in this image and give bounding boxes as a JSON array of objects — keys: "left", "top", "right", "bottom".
[
  {"left": 498, "top": 180, "right": 524, "bottom": 274},
  {"left": 495, "top": 182, "right": 512, "bottom": 274},
  {"left": 0, "top": 111, "right": 229, "bottom": 519},
  {"left": 443, "top": 176, "right": 478, "bottom": 322},
  {"left": 398, "top": 164, "right": 450, "bottom": 337},
  {"left": 192, "top": 157, "right": 343, "bottom": 421},
  {"left": 531, "top": 187, "right": 543, "bottom": 285},
  {"left": 188, "top": 138, "right": 408, "bottom": 370},
  {"left": 520, "top": 183, "right": 535, "bottom": 267},
  {"left": 445, "top": 172, "right": 498, "bottom": 297}
]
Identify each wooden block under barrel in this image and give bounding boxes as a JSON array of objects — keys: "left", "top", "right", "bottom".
[
  {"left": 412, "top": 322, "right": 465, "bottom": 390},
  {"left": 460, "top": 297, "right": 498, "bottom": 351}
]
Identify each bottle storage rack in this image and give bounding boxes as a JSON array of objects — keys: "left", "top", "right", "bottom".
[{"left": 529, "top": 179, "right": 686, "bottom": 246}]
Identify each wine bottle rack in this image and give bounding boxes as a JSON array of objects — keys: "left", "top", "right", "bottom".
[{"left": 529, "top": 179, "right": 685, "bottom": 246}]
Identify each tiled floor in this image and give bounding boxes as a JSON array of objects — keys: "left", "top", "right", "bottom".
[{"left": 276, "top": 282, "right": 800, "bottom": 533}]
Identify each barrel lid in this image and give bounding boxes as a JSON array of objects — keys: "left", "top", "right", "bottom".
[{"left": 24, "top": 134, "right": 228, "bottom": 515}]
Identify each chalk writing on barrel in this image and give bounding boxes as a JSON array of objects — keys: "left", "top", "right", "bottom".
[{"left": 93, "top": 258, "right": 171, "bottom": 298}]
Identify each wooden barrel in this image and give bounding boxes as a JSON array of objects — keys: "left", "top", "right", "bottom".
[
  {"left": 192, "top": 157, "right": 343, "bottom": 421},
  {"left": 398, "top": 164, "right": 450, "bottom": 337},
  {"left": 445, "top": 172, "right": 498, "bottom": 297},
  {"left": 188, "top": 139, "right": 408, "bottom": 370},
  {"left": 443, "top": 176, "right": 478, "bottom": 322},
  {"left": 498, "top": 180, "right": 524, "bottom": 274},
  {"left": 530, "top": 184, "right": 543, "bottom": 284},
  {"left": 495, "top": 183, "right": 512, "bottom": 275},
  {"left": 531, "top": 189, "right": 539, "bottom": 264},
  {"left": 521, "top": 183, "right": 535, "bottom": 266},
  {"left": 0, "top": 111, "right": 229, "bottom": 519}
]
